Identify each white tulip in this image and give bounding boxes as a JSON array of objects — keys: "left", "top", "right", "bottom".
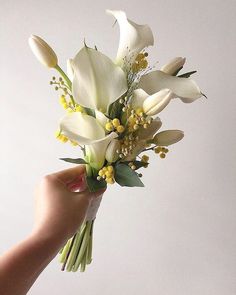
[
  {"left": 28, "top": 35, "right": 58, "bottom": 68},
  {"left": 143, "top": 89, "right": 174, "bottom": 116},
  {"left": 137, "top": 118, "right": 162, "bottom": 140},
  {"left": 95, "top": 110, "right": 108, "bottom": 129},
  {"left": 71, "top": 46, "right": 128, "bottom": 113},
  {"left": 60, "top": 112, "right": 117, "bottom": 169},
  {"left": 139, "top": 70, "right": 202, "bottom": 103},
  {"left": 125, "top": 118, "right": 162, "bottom": 161},
  {"left": 132, "top": 88, "right": 173, "bottom": 116},
  {"left": 67, "top": 59, "right": 74, "bottom": 81},
  {"left": 106, "top": 10, "right": 154, "bottom": 66},
  {"left": 161, "top": 57, "right": 186, "bottom": 75},
  {"left": 105, "top": 139, "right": 120, "bottom": 163},
  {"left": 153, "top": 130, "right": 184, "bottom": 146}
]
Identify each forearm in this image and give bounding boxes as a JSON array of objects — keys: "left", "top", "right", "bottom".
[{"left": 0, "top": 231, "right": 65, "bottom": 295}]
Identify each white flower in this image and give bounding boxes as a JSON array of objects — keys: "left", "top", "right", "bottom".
[
  {"left": 125, "top": 118, "right": 162, "bottom": 161},
  {"left": 105, "top": 139, "right": 120, "bottom": 163},
  {"left": 106, "top": 10, "right": 154, "bottom": 66},
  {"left": 28, "top": 35, "right": 58, "bottom": 68},
  {"left": 139, "top": 70, "right": 202, "bottom": 103},
  {"left": 132, "top": 88, "right": 174, "bottom": 116},
  {"left": 60, "top": 112, "right": 117, "bottom": 169},
  {"left": 161, "top": 57, "right": 186, "bottom": 75},
  {"left": 71, "top": 46, "right": 128, "bottom": 113},
  {"left": 67, "top": 59, "right": 74, "bottom": 81},
  {"left": 153, "top": 130, "right": 184, "bottom": 146},
  {"left": 95, "top": 110, "right": 108, "bottom": 129}
]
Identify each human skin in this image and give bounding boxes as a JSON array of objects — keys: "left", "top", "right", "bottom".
[{"left": 0, "top": 165, "right": 105, "bottom": 295}]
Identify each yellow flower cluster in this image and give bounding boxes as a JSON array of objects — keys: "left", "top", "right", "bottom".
[
  {"left": 154, "top": 146, "right": 169, "bottom": 159},
  {"left": 131, "top": 52, "right": 148, "bottom": 73},
  {"left": 97, "top": 165, "right": 115, "bottom": 184},
  {"left": 128, "top": 107, "right": 152, "bottom": 132},
  {"left": 105, "top": 118, "right": 125, "bottom": 134},
  {"left": 59, "top": 95, "right": 84, "bottom": 113},
  {"left": 118, "top": 133, "right": 138, "bottom": 158},
  {"left": 55, "top": 130, "right": 78, "bottom": 146}
]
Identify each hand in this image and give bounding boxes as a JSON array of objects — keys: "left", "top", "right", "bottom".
[
  {"left": 0, "top": 166, "right": 105, "bottom": 295},
  {"left": 33, "top": 165, "right": 105, "bottom": 245}
]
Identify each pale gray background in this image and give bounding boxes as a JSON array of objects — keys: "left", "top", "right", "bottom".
[{"left": 0, "top": 0, "right": 236, "bottom": 294}]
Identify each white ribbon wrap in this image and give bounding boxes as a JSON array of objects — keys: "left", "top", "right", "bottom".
[{"left": 85, "top": 195, "right": 103, "bottom": 221}]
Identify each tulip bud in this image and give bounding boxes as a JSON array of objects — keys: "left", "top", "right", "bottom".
[
  {"left": 153, "top": 130, "right": 184, "bottom": 146},
  {"left": 143, "top": 89, "right": 173, "bottom": 116},
  {"left": 137, "top": 118, "right": 162, "bottom": 140},
  {"left": 28, "top": 35, "right": 58, "bottom": 68},
  {"left": 105, "top": 139, "right": 120, "bottom": 163},
  {"left": 160, "top": 57, "right": 186, "bottom": 75}
]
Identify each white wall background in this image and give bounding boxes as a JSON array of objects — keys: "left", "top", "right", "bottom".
[{"left": 1, "top": 0, "right": 236, "bottom": 294}]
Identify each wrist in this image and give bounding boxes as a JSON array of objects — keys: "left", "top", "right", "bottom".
[{"left": 29, "top": 229, "right": 66, "bottom": 255}]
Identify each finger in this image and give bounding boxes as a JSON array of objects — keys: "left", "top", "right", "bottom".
[{"left": 52, "top": 165, "right": 85, "bottom": 184}]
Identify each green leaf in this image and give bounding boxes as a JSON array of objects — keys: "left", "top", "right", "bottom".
[
  {"left": 114, "top": 163, "right": 144, "bottom": 187},
  {"left": 86, "top": 176, "right": 107, "bottom": 192},
  {"left": 122, "top": 160, "right": 148, "bottom": 170},
  {"left": 172, "top": 66, "right": 183, "bottom": 76},
  {"left": 83, "top": 107, "right": 95, "bottom": 117},
  {"left": 60, "top": 158, "right": 87, "bottom": 164},
  {"left": 178, "top": 70, "right": 197, "bottom": 78},
  {"left": 108, "top": 98, "right": 123, "bottom": 119}
]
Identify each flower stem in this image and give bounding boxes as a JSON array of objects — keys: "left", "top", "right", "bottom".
[{"left": 55, "top": 65, "right": 72, "bottom": 90}]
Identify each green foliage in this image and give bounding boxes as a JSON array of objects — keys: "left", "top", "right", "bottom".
[
  {"left": 108, "top": 98, "right": 123, "bottom": 119},
  {"left": 60, "top": 158, "right": 87, "bottom": 164},
  {"left": 84, "top": 107, "right": 95, "bottom": 117},
  {"left": 178, "top": 70, "right": 197, "bottom": 78},
  {"left": 114, "top": 163, "right": 144, "bottom": 187},
  {"left": 86, "top": 176, "right": 107, "bottom": 192},
  {"left": 172, "top": 66, "right": 183, "bottom": 76}
]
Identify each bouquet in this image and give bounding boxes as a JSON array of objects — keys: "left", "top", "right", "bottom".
[{"left": 29, "top": 9, "right": 203, "bottom": 272}]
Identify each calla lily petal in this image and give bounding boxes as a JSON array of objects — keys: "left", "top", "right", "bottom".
[
  {"left": 106, "top": 10, "right": 154, "bottom": 66},
  {"left": 60, "top": 112, "right": 105, "bottom": 145},
  {"left": 143, "top": 89, "right": 174, "bottom": 116},
  {"left": 86, "top": 132, "right": 117, "bottom": 169},
  {"left": 72, "top": 46, "right": 128, "bottom": 112},
  {"left": 153, "top": 130, "right": 184, "bottom": 146},
  {"left": 139, "top": 70, "right": 202, "bottom": 103},
  {"left": 67, "top": 59, "right": 74, "bottom": 81}
]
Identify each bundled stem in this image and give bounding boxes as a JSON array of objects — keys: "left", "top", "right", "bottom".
[{"left": 59, "top": 220, "right": 94, "bottom": 272}]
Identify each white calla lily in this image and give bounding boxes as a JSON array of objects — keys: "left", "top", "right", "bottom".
[
  {"left": 71, "top": 46, "right": 128, "bottom": 113},
  {"left": 106, "top": 9, "right": 154, "bottom": 66},
  {"left": 161, "top": 57, "right": 186, "bottom": 75},
  {"left": 153, "top": 130, "right": 184, "bottom": 146},
  {"left": 67, "top": 59, "right": 74, "bottom": 81},
  {"left": 60, "top": 112, "right": 117, "bottom": 169},
  {"left": 139, "top": 70, "right": 202, "bottom": 103}
]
